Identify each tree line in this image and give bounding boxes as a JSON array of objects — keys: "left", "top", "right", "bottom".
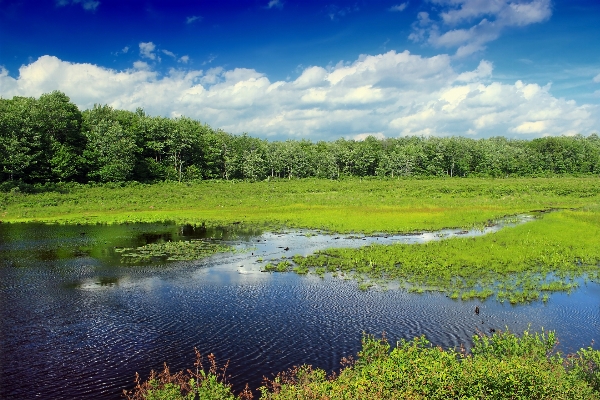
[{"left": 1, "top": 91, "right": 600, "bottom": 186}]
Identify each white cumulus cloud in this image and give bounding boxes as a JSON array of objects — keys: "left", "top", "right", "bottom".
[{"left": 0, "top": 53, "right": 596, "bottom": 141}]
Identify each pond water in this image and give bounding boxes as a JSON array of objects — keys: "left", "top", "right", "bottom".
[{"left": 0, "top": 219, "right": 599, "bottom": 399}]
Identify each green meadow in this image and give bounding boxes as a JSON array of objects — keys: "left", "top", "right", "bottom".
[{"left": 2, "top": 177, "right": 599, "bottom": 231}]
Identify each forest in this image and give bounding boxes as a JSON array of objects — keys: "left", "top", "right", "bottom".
[{"left": 1, "top": 91, "right": 600, "bottom": 187}]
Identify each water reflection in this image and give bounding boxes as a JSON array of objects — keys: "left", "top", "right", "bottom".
[{"left": 0, "top": 217, "right": 598, "bottom": 399}]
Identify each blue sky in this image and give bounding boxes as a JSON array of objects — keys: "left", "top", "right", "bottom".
[{"left": 1, "top": 0, "right": 599, "bottom": 140}]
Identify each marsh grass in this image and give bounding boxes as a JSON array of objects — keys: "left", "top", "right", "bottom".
[
  {"left": 292, "top": 209, "right": 600, "bottom": 303},
  {"left": 3, "top": 177, "right": 599, "bottom": 302}
]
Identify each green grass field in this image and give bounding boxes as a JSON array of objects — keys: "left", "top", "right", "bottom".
[{"left": 2, "top": 177, "right": 599, "bottom": 232}]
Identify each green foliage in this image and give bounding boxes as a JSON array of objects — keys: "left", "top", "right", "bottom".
[
  {"left": 84, "top": 119, "right": 139, "bottom": 182},
  {"left": 568, "top": 346, "right": 600, "bottom": 392},
  {"left": 3, "top": 92, "right": 600, "bottom": 186},
  {"left": 123, "top": 350, "right": 240, "bottom": 400},
  {"left": 123, "top": 331, "right": 600, "bottom": 399},
  {"left": 0, "top": 92, "right": 85, "bottom": 183},
  {"left": 260, "top": 330, "right": 600, "bottom": 400}
]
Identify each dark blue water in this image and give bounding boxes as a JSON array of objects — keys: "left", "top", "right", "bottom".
[{"left": 0, "top": 222, "right": 599, "bottom": 399}]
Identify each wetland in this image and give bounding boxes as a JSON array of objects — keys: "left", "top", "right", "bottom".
[{"left": 1, "top": 177, "right": 600, "bottom": 398}]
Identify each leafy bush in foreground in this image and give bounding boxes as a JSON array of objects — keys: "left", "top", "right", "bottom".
[
  {"left": 125, "top": 330, "right": 600, "bottom": 399},
  {"left": 261, "top": 330, "right": 600, "bottom": 400},
  {"left": 122, "top": 349, "right": 250, "bottom": 400}
]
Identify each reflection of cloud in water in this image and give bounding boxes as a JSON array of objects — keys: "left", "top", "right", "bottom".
[{"left": 419, "top": 233, "right": 436, "bottom": 242}]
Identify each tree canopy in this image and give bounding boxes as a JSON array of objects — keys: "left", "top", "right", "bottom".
[{"left": 1, "top": 91, "right": 599, "bottom": 186}]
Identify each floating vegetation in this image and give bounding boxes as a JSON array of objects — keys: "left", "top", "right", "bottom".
[
  {"left": 261, "top": 260, "right": 292, "bottom": 272},
  {"left": 116, "top": 239, "right": 234, "bottom": 264}
]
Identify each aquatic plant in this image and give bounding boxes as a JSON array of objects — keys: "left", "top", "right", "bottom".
[{"left": 116, "top": 240, "right": 233, "bottom": 264}]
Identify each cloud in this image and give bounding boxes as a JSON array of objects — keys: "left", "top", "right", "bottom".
[
  {"left": 594, "top": 73, "right": 600, "bottom": 83},
  {"left": 133, "top": 61, "right": 150, "bottom": 70},
  {"left": 139, "top": 42, "right": 157, "bottom": 60},
  {"left": 179, "top": 55, "right": 190, "bottom": 64},
  {"left": 162, "top": 49, "right": 176, "bottom": 58},
  {"left": 1, "top": 53, "right": 596, "bottom": 141},
  {"left": 56, "top": 0, "right": 100, "bottom": 11},
  {"left": 410, "top": 0, "right": 552, "bottom": 57},
  {"left": 267, "top": 0, "right": 283, "bottom": 9},
  {"left": 389, "top": 3, "right": 408, "bottom": 12},
  {"left": 186, "top": 15, "right": 202, "bottom": 24},
  {"left": 202, "top": 54, "right": 217, "bottom": 65},
  {"left": 455, "top": 60, "right": 493, "bottom": 82},
  {"left": 112, "top": 46, "right": 129, "bottom": 56}
]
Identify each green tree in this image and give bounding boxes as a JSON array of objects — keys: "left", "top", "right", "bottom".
[
  {"left": 84, "top": 120, "right": 139, "bottom": 182},
  {"left": 0, "top": 96, "right": 45, "bottom": 182}
]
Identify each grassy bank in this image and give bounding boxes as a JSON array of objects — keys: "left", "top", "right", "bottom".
[
  {"left": 125, "top": 330, "right": 600, "bottom": 400},
  {"left": 2, "top": 177, "right": 599, "bottom": 232}
]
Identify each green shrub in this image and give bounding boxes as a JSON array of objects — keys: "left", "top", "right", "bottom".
[{"left": 259, "top": 330, "right": 600, "bottom": 400}]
